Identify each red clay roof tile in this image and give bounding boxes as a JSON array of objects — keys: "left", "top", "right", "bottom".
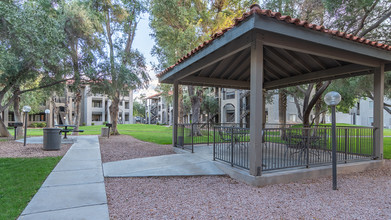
[{"left": 157, "top": 4, "right": 391, "bottom": 78}]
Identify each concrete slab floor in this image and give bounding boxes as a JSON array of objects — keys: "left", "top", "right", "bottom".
[
  {"left": 103, "top": 146, "right": 226, "bottom": 177},
  {"left": 19, "top": 136, "right": 109, "bottom": 220}
]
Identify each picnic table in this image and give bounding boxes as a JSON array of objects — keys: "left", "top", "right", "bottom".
[{"left": 55, "top": 124, "right": 78, "bottom": 139}]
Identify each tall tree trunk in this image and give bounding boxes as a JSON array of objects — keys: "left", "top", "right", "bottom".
[
  {"left": 72, "top": 89, "right": 82, "bottom": 134},
  {"left": 279, "top": 89, "right": 287, "bottom": 139},
  {"left": 0, "top": 120, "right": 10, "bottom": 137},
  {"left": 188, "top": 86, "right": 202, "bottom": 136},
  {"left": 109, "top": 91, "right": 120, "bottom": 135},
  {"left": 13, "top": 88, "right": 23, "bottom": 138}
]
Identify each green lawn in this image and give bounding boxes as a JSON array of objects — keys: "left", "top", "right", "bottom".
[
  {"left": 0, "top": 157, "right": 62, "bottom": 220},
  {"left": 6, "top": 124, "right": 391, "bottom": 157},
  {"left": 384, "top": 137, "right": 391, "bottom": 159}
]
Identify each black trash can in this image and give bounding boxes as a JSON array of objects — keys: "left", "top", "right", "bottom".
[{"left": 43, "top": 128, "right": 62, "bottom": 151}]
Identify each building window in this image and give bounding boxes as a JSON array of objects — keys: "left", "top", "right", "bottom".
[
  {"left": 8, "top": 112, "right": 15, "bottom": 121},
  {"left": 92, "top": 100, "right": 102, "bottom": 108},
  {"left": 125, "top": 113, "right": 129, "bottom": 121},
  {"left": 225, "top": 92, "right": 235, "bottom": 100},
  {"left": 125, "top": 102, "right": 129, "bottom": 109},
  {"left": 289, "top": 114, "right": 297, "bottom": 122},
  {"left": 92, "top": 113, "right": 102, "bottom": 121}
]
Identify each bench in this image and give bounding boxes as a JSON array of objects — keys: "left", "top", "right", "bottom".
[{"left": 59, "top": 129, "right": 84, "bottom": 139}]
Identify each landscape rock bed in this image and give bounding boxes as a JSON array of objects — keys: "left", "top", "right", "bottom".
[
  {"left": 0, "top": 139, "right": 71, "bottom": 158},
  {"left": 99, "top": 135, "right": 175, "bottom": 163},
  {"left": 101, "top": 136, "right": 391, "bottom": 219}
]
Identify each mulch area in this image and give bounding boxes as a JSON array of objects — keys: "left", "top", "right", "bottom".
[
  {"left": 100, "top": 135, "right": 391, "bottom": 219},
  {"left": 0, "top": 139, "right": 71, "bottom": 158},
  {"left": 99, "top": 135, "right": 175, "bottom": 163}
]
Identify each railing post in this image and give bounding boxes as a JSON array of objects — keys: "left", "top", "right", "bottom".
[
  {"left": 207, "top": 120, "right": 210, "bottom": 146},
  {"left": 213, "top": 126, "right": 216, "bottom": 161},
  {"left": 231, "top": 127, "right": 234, "bottom": 167},
  {"left": 191, "top": 124, "right": 194, "bottom": 153},
  {"left": 306, "top": 128, "right": 310, "bottom": 168},
  {"left": 344, "top": 128, "right": 348, "bottom": 163}
]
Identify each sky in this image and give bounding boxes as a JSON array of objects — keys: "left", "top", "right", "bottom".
[{"left": 132, "top": 13, "right": 160, "bottom": 100}]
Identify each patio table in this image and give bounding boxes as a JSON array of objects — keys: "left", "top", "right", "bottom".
[{"left": 55, "top": 124, "right": 76, "bottom": 139}]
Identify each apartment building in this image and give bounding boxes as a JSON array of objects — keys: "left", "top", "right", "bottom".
[
  {"left": 145, "top": 92, "right": 173, "bottom": 125},
  {"left": 221, "top": 88, "right": 391, "bottom": 128},
  {"left": 2, "top": 85, "right": 134, "bottom": 127}
]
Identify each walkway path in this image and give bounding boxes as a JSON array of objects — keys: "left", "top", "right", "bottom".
[
  {"left": 19, "top": 136, "right": 109, "bottom": 220},
  {"left": 103, "top": 146, "right": 225, "bottom": 177}
]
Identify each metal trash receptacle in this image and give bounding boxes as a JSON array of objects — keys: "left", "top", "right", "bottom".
[{"left": 43, "top": 128, "right": 62, "bottom": 150}]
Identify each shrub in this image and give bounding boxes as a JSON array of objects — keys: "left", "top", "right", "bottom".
[
  {"left": 91, "top": 122, "right": 95, "bottom": 126},
  {"left": 38, "top": 122, "right": 46, "bottom": 127},
  {"left": 82, "top": 123, "right": 86, "bottom": 126},
  {"left": 31, "top": 123, "right": 38, "bottom": 128},
  {"left": 156, "top": 122, "right": 160, "bottom": 125},
  {"left": 103, "top": 121, "right": 107, "bottom": 125}
]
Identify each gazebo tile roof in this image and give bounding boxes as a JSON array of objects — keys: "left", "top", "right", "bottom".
[{"left": 157, "top": 4, "right": 391, "bottom": 78}]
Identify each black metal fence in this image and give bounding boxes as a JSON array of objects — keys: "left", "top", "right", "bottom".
[
  {"left": 213, "top": 126, "right": 250, "bottom": 169},
  {"left": 213, "top": 125, "right": 374, "bottom": 171},
  {"left": 176, "top": 123, "right": 247, "bottom": 152}
]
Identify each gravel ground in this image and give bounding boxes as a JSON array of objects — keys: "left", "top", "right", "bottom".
[
  {"left": 105, "top": 162, "right": 391, "bottom": 219},
  {"left": 99, "top": 135, "right": 175, "bottom": 163},
  {"left": 0, "top": 139, "right": 71, "bottom": 158},
  {"left": 101, "top": 136, "right": 391, "bottom": 219}
]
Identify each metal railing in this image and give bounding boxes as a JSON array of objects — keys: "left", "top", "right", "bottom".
[
  {"left": 213, "top": 126, "right": 250, "bottom": 169},
  {"left": 212, "top": 125, "right": 374, "bottom": 171},
  {"left": 176, "top": 122, "right": 248, "bottom": 152}
]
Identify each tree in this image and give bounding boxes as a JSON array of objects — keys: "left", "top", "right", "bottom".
[
  {"left": 261, "top": 0, "right": 391, "bottom": 126},
  {"left": 87, "top": 0, "right": 149, "bottom": 135},
  {"left": 0, "top": 0, "right": 70, "bottom": 137},
  {"left": 62, "top": 1, "right": 102, "bottom": 133},
  {"left": 150, "top": 0, "right": 256, "bottom": 127}
]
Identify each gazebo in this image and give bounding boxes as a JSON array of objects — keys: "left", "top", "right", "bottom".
[{"left": 157, "top": 4, "right": 390, "bottom": 184}]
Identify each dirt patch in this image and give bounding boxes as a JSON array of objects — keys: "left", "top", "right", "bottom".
[
  {"left": 0, "top": 139, "right": 71, "bottom": 158},
  {"left": 99, "top": 135, "right": 175, "bottom": 163}
]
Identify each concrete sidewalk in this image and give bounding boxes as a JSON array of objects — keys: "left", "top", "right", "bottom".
[
  {"left": 19, "top": 136, "right": 109, "bottom": 220},
  {"left": 103, "top": 146, "right": 225, "bottom": 177}
]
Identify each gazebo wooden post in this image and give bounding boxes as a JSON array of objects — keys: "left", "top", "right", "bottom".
[
  {"left": 249, "top": 34, "right": 264, "bottom": 176},
  {"left": 373, "top": 64, "right": 384, "bottom": 159},
  {"left": 173, "top": 81, "right": 179, "bottom": 148}
]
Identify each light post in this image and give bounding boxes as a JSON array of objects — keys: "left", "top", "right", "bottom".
[
  {"left": 324, "top": 91, "right": 341, "bottom": 190},
  {"left": 45, "top": 109, "right": 50, "bottom": 127},
  {"left": 22, "top": 106, "right": 31, "bottom": 146}
]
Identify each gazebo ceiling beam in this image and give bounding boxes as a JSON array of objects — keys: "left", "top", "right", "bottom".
[
  {"left": 227, "top": 55, "right": 251, "bottom": 80},
  {"left": 160, "top": 19, "right": 255, "bottom": 83},
  {"left": 219, "top": 49, "right": 250, "bottom": 79},
  {"left": 264, "top": 63, "right": 372, "bottom": 90},
  {"left": 264, "top": 56, "right": 291, "bottom": 77},
  {"left": 264, "top": 47, "right": 303, "bottom": 74},
  {"left": 262, "top": 31, "right": 382, "bottom": 67},
  {"left": 179, "top": 76, "right": 250, "bottom": 90},
  {"left": 306, "top": 54, "right": 327, "bottom": 70},
  {"left": 255, "top": 15, "right": 391, "bottom": 62},
  {"left": 283, "top": 49, "right": 313, "bottom": 72}
]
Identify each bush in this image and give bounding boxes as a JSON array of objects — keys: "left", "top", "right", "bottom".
[
  {"left": 82, "top": 123, "right": 86, "bottom": 126},
  {"left": 38, "top": 122, "right": 46, "bottom": 127},
  {"left": 30, "top": 123, "right": 38, "bottom": 128},
  {"left": 103, "top": 121, "right": 107, "bottom": 125},
  {"left": 156, "top": 122, "right": 160, "bottom": 125},
  {"left": 91, "top": 123, "right": 95, "bottom": 126}
]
